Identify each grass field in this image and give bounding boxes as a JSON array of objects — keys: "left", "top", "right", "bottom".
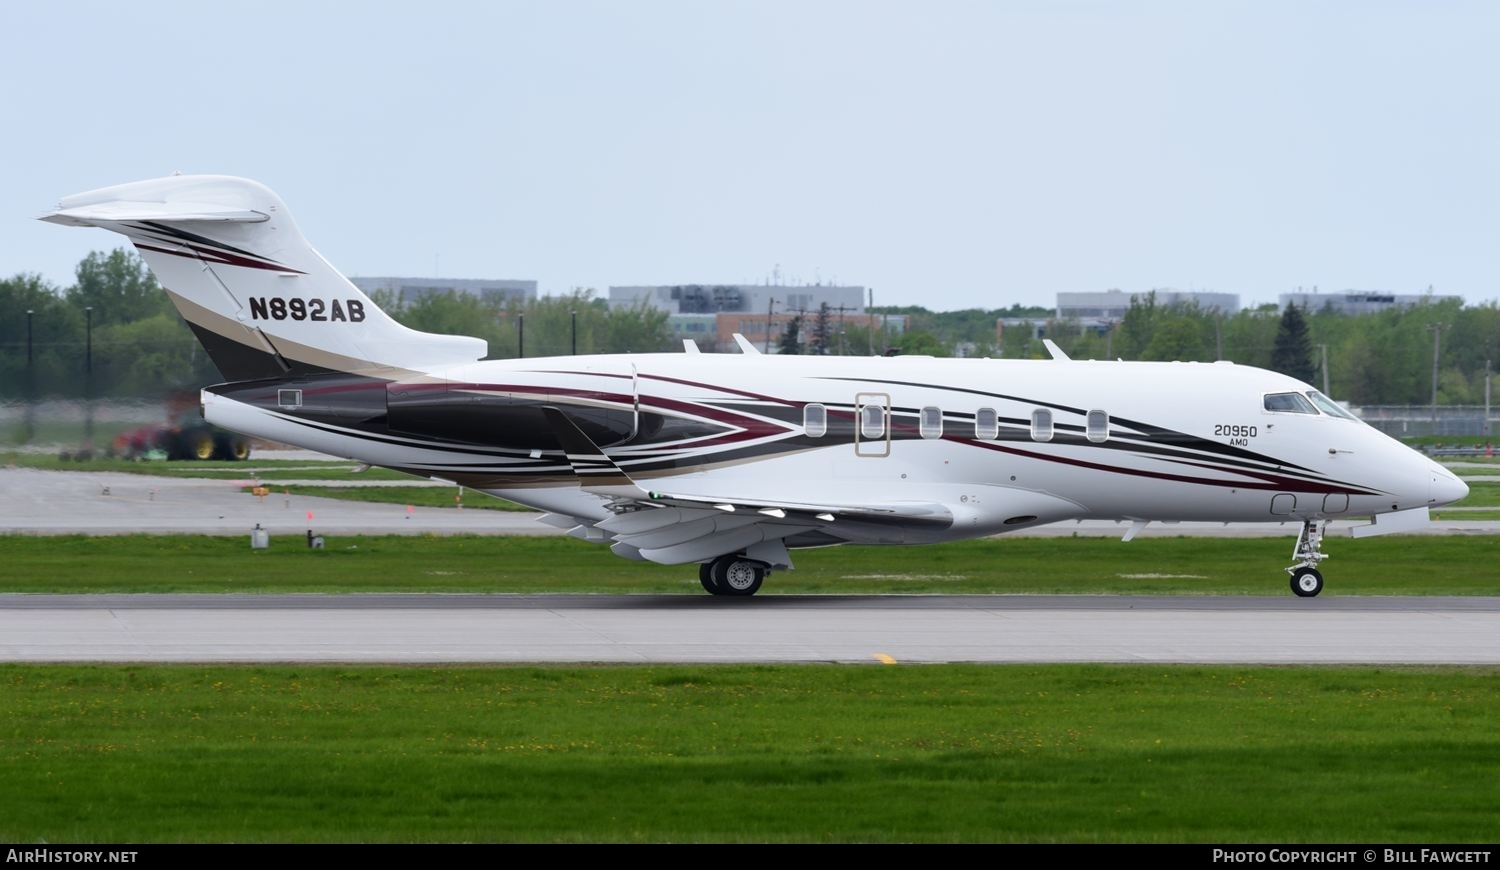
[
  {"left": 0, "top": 533, "right": 1494, "bottom": 595},
  {"left": 0, "top": 663, "right": 1495, "bottom": 843},
  {"left": 1453, "top": 482, "right": 1500, "bottom": 507},
  {"left": 178, "top": 466, "right": 415, "bottom": 482},
  {"left": 3, "top": 452, "right": 415, "bottom": 481},
  {"left": 243, "top": 484, "right": 526, "bottom": 511}
]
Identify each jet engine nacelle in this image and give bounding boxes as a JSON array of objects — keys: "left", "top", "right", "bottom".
[{"left": 386, "top": 381, "right": 634, "bottom": 450}]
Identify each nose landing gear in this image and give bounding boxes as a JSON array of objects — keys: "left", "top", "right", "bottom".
[{"left": 1287, "top": 520, "right": 1329, "bottom": 597}]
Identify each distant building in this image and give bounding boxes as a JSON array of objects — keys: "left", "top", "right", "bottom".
[
  {"left": 611, "top": 284, "right": 868, "bottom": 349},
  {"left": 997, "top": 317, "right": 1052, "bottom": 342},
  {"left": 1056, "top": 289, "right": 1239, "bottom": 321},
  {"left": 715, "top": 311, "right": 906, "bottom": 354},
  {"left": 1278, "top": 291, "right": 1463, "bottom": 315},
  {"left": 611, "top": 284, "right": 866, "bottom": 315},
  {"left": 350, "top": 276, "right": 537, "bottom": 306}
]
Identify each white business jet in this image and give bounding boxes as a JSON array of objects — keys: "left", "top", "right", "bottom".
[{"left": 43, "top": 176, "right": 1469, "bottom": 596}]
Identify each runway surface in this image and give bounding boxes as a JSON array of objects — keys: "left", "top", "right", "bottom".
[
  {"left": 0, "top": 467, "right": 545, "bottom": 536},
  {"left": 4, "top": 593, "right": 1498, "bottom": 664}
]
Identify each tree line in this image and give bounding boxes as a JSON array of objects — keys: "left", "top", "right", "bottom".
[
  {"left": 0, "top": 249, "right": 675, "bottom": 398},
  {"left": 782, "top": 295, "right": 1497, "bottom": 406},
  {"left": 1, "top": 249, "right": 1495, "bottom": 406}
]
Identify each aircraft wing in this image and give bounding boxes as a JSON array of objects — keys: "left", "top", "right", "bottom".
[
  {"left": 631, "top": 489, "right": 954, "bottom": 529},
  {"left": 540, "top": 406, "right": 955, "bottom": 566}
]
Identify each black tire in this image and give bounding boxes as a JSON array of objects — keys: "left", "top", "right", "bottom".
[
  {"left": 699, "top": 562, "right": 722, "bottom": 595},
  {"left": 213, "top": 434, "right": 251, "bottom": 461},
  {"left": 716, "top": 559, "right": 765, "bottom": 597},
  {"left": 181, "top": 429, "right": 215, "bottom": 461},
  {"left": 1290, "top": 567, "right": 1324, "bottom": 598}
]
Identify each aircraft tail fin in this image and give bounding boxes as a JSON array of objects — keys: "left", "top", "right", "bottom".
[{"left": 41, "top": 175, "right": 486, "bottom": 380}]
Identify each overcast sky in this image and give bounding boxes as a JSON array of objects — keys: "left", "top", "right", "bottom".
[{"left": 4, "top": 1, "right": 1497, "bottom": 310}]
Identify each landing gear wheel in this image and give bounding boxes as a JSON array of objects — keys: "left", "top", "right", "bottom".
[
  {"left": 214, "top": 435, "right": 251, "bottom": 461},
  {"left": 183, "top": 430, "right": 215, "bottom": 461},
  {"left": 1285, "top": 520, "right": 1330, "bottom": 597},
  {"left": 1290, "top": 567, "right": 1324, "bottom": 598},
  {"left": 699, "top": 563, "right": 723, "bottom": 595},
  {"left": 712, "top": 557, "right": 765, "bottom": 597}
]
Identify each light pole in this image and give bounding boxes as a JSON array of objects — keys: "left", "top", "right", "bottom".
[
  {"left": 1317, "top": 344, "right": 1330, "bottom": 396},
  {"left": 517, "top": 312, "right": 524, "bottom": 359},
  {"left": 84, "top": 306, "right": 94, "bottom": 449},
  {"left": 763, "top": 297, "right": 777, "bottom": 354},
  {"left": 570, "top": 309, "right": 577, "bottom": 356},
  {"left": 1427, "top": 324, "right": 1443, "bottom": 431},
  {"left": 24, "top": 309, "right": 34, "bottom": 442},
  {"left": 1485, "top": 358, "right": 1492, "bottom": 437}
]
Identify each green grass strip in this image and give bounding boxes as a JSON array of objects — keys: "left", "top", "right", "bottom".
[
  {"left": 244, "top": 485, "right": 526, "bottom": 511},
  {"left": 0, "top": 663, "right": 1496, "bottom": 843},
  {"left": 1452, "top": 481, "right": 1500, "bottom": 507},
  {"left": 4, "top": 452, "right": 415, "bottom": 481},
  {"left": 1, "top": 534, "right": 1495, "bottom": 595}
]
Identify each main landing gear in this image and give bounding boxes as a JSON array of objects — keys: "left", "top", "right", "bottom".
[
  {"left": 699, "top": 555, "right": 768, "bottom": 597},
  {"left": 1286, "top": 520, "right": 1329, "bottom": 598}
]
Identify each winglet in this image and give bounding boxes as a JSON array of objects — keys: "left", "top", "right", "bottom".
[
  {"left": 732, "top": 333, "right": 762, "bottom": 355},
  {"left": 682, "top": 339, "right": 700, "bottom": 354},
  {"left": 541, "top": 406, "right": 646, "bottom": 497},
  {"left": 1042, "top": 339, "right": 1071, "bottom": 361}
]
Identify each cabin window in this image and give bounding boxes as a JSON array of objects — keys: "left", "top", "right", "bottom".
[
  {"left": 1030, "top": 408, "right": 1053, "bottom": 442},
  {"left": 1264, "top": 392, "right": 1317, "bottom": 414},
  {"left": 1305, "top": 390, "right": 1356, "bottom": 420},
  {"left": 278, "top": 389, "right": 302, "bottom": 410},
  {"left": 919, "top": 406, "right": 943, "bottom": 439},
  {"left": 975, "top": 407, "right": 998, "bottom": 440},
  {"left": 1086, "top": 409, "right": 1109, "bottom": 443},
  {"left": 860, "top": 402, "right": 885, "bottom": 439},
  {"left": 803, "top": 403, "right": 827, "bottom": 437}
]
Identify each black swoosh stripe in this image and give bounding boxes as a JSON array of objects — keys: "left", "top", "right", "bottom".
[{"left": 823, "top": 375, "right": 1316, "bottom": 473}]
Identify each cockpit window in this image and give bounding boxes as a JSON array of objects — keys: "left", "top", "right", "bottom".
[
  {"left": 1263, "top": 392, "right": 1317, "bottom": 414},
  {"left": 1306, "top": 390, "right": 1356, "bottom": 420}
]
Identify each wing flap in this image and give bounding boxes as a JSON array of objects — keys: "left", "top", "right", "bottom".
[
  {"left": 642, "top": 489, "right": 955, "bottom": 529},
  {"left": 614, "top": 514, "right": 758, "bottom": 550},
  {"left": 639, "top": 522, "right": 817, "bottom": 565},
  {"left": 595, "top": 507, "right": 699, "bottom": 535}
]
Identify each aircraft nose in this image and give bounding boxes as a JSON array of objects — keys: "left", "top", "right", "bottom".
[{"left": 1428, "top": 463, "right": 1469, "bottom": 507}]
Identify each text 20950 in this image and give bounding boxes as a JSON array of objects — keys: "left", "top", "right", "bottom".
[{"left": 1214, "top": 424, "right": 1257, "bottom": 438}]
